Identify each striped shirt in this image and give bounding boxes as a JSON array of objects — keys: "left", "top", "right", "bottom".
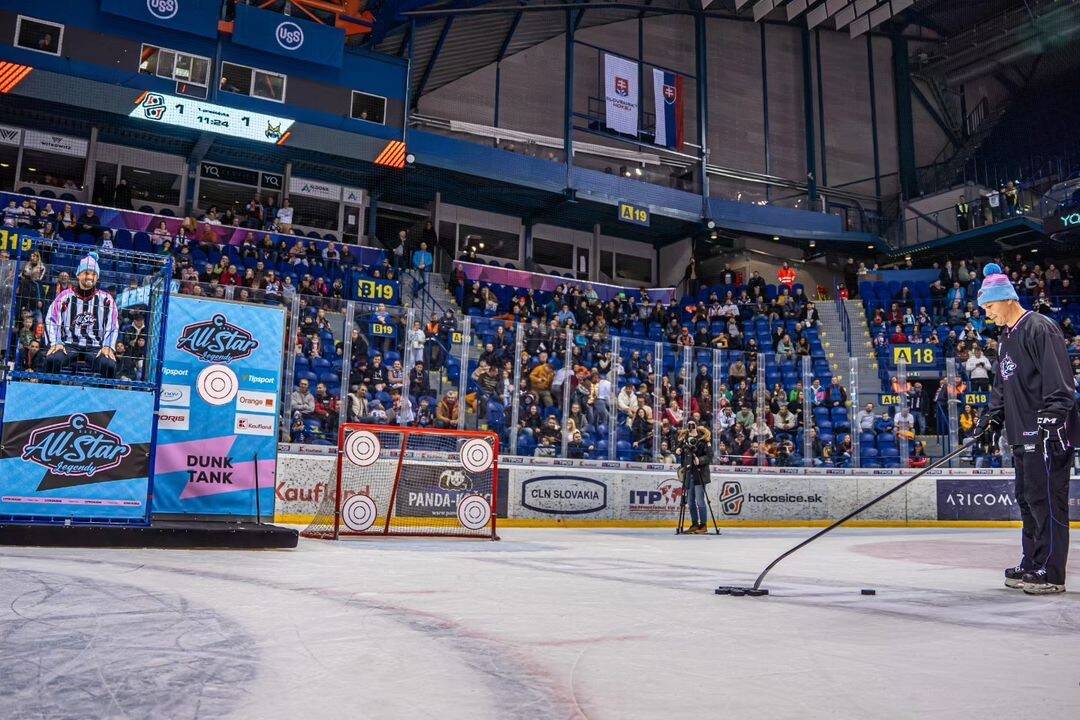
[{"left": 45, "top": 288, "right": 119, "bottom": 350}]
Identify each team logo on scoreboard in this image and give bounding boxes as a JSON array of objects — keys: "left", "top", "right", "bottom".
[
  {"left": 21, "top": 414, "right": 131, "bottom": 477},
  {"left": 265, "top": 121, "right": 283, "bottom": 140},
  {"left": 614, "top": 77, "right": 630, "bottom": 96},
  {"left": 147, "top": 0, "right": 179, "bottom": 21},
  {"left": 276, "top": 21, "right": 305, "bottom": 51},
  {"left": 139, "top": 92, "right": 168, "bottom": 121},
  {"left": 176, "top": 313, "right": 259, "bottom": 364}
]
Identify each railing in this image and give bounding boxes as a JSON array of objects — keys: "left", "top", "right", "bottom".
[
  {"left": 834, "top": 284, "right": 853, "bottom": 357},
  {"left": 890, "top": 186, "right": 1041, "bottom": 247}
]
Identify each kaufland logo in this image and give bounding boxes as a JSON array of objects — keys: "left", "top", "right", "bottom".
[
  {"left": 21, "top": 414, "right": 131, "bottom": 478},
  {"left": 147, "top": 0, "right": 179, "bottom": 20},
  {"left": 176, "top": 314, "right": 259, "bottom": 364},
  {"left": 615, "top": 77, "right": 629, "bottom": 96},
  {"left": 276, "top": 21, "right": 305, "bottom": 51}
]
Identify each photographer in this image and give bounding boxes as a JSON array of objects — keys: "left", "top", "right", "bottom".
[{"left": 677, "top": 420, "right": 712, "bottom": 534}]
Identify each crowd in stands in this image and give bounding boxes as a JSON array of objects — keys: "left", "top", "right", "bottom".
[
  {"left": 860, "top": 254, "right": 1080, "bottom": 467},
  {"left": 13, "top": 186, "right": 1080, "bottom": 470}
]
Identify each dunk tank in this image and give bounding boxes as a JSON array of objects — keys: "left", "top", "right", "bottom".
[{"left": 0, "top": 239, "right": 295, "bottom": 549}]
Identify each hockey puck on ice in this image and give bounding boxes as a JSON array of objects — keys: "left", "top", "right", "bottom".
[{"left": 861, "top": 589, "right": 876, "bottom": 596}]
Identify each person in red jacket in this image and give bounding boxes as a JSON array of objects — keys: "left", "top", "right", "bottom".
[{"left": 777, "top": 262, "right": 796, "bottom": 288}]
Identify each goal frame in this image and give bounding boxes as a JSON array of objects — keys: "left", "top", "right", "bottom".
[{"left": 311, "top": 423, "right": 500, "bottom": 540}]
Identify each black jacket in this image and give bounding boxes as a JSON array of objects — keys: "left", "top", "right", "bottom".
[
  {"left": 678, "top": 431, "right": 712, "bottom": 485},
  {"left": 986, "top": 311, "right": 1080, "bottom": 448}
]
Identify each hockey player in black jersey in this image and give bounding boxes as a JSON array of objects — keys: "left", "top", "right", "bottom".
[{"left": 974, "top": 263, "right": 1080, "bottom": 594}]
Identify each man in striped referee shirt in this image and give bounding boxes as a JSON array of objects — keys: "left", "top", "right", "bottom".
[{"left": 44, "top": 251, "right": 119, "bottom": 379}]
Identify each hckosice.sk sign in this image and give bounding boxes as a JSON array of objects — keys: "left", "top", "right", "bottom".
[{"left": 520, "top": 475, "right": 607, "bottom": 515}]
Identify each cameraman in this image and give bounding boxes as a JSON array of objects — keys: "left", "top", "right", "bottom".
[{"left": 678, "top": 421, "right": 712, "bottom": 534}]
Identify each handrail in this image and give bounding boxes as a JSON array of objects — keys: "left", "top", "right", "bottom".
[{"left": 834, "top": 282, "right": 853, "bottom": 357}]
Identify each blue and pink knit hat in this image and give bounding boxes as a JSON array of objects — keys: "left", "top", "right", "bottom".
[
  {"left": 76, "top": 251, "right": 100, "bottom": 277},
  {"left": 977, "top": 263, "right": 1018, "bottom": 307}
]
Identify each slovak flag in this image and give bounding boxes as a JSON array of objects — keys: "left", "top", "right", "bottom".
[{"left": 653, "top": 68, "right": 684, "bottom": 150}]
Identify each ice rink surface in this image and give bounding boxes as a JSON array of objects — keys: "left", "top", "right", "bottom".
[{"left": 1, "top": 527, "right": 1079, "bottom": 720}]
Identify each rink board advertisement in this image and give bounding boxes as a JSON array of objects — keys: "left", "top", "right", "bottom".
[
  {"left": 272, "top": 453, "right": 509, "bottom": 523},
  {"left": 936, "top": 479, "right": 1080, "bottom": 521},
  {"left": 152, "top": 297, "right": 285, "bottom": 518},
  {"left": 0, "top": 382, "right": 153, "bottom": 523}
]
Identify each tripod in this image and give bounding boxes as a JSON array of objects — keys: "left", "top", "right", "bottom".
[{"left": 675, "top": 469, "right": 721, "bottom": 536}]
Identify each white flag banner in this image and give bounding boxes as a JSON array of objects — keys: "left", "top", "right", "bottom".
[{"left": 604, "top": 53, "right": 639, "bottom": 136}]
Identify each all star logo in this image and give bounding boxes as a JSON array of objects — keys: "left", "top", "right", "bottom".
[
  {"left": 176, "top": 313, "right": 259, "bottom": 364},
  {"left": 21, "top": 414, "right": 131, "bottom": 477},
  {"left": 1000, "top": 353, "right": 1017, "bottom": 381}
]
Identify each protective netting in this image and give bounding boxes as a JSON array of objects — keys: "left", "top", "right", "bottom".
[{"left": 302, "top": 425, "right": 498, "bottom": 539}]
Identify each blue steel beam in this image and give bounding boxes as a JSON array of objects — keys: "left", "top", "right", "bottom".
[{"left": 497, "top": 10, "right": 524, "bottom": 61}]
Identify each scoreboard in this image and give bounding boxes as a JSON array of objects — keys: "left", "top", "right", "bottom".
[{"left": 129, "top": 91, "right": 295, "bottom": 145}]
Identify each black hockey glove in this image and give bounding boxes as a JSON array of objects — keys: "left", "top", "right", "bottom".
[
  {"left": 1036, "top": 413, "right": 1068, "bottom": 455},
  {"left": 973, "top": 412, "right": 1002, "bottom": 440}
]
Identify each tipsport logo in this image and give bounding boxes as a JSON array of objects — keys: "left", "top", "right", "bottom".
[
  {"left": 176, "top": 313, "right": 259, "bottom": 364},
  {"left": 21, "top": 414, "right": 131, "bottom": 477}
]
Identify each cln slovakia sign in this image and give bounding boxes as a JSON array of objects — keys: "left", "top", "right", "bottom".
[{"left": 176, "top": 314, "right": 259, "bottom": 363}]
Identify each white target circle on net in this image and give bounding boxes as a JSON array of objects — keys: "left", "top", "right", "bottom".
[
  {"left": 459, "top": 439, "right": 494, "bottom": 473},
  {"left": 344, "top": 430, "right": 381, "bottom": 467},
  {"left": 341, "top": 494, "right": 377, "bottom": 532},
  {"left": 457, "top": 494, "right": 491, "bottom": 530},
  {"left": 196, "top": 364, "right": 238, "bottom": 406}
]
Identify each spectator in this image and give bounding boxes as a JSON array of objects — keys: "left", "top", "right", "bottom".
[
  {"left": 435, "top": 390, "right": 460, "bottom": 428},
  {"left": 777, "top": 261, "right": 796, "bottom": 289},
  {"left": 955, "top": 195, "right": 971, "bottom": 231},
  {"left": 412, "top": 242, "right": 433, "bottom": 273},
  {"left": 290, "top": 379, "right": 316, "bottom": 421},
  {"left": 529, "top": 352, "right": 556, "bottom": 407},
  {"left": 965, "top": 346, "right": 993, "bottom": 392},
  {"left": 823, "top": 376, "right": 847, "bottom": 409},
  {"left": 855, "top": 402, "right": 876, "bottom": 433}
]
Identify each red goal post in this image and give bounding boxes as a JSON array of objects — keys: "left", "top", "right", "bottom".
[{"left": 302, "top": 424, "right": 500, "bottom": 540}]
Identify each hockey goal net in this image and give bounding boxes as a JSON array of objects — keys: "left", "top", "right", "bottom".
[{"left": 302, "top": 425, "right": 499, "bottom": 540}]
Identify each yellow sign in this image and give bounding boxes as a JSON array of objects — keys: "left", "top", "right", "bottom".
[
  {"left": 451, "top": 331, "right": 463, "bottom": 344},
  {"left": 963, "top": 392, "right": 989, "bottom": 405},
  {"left": 371, "top": 323, "right": 394, "bottom": 336},
  {"left": 892, "top": 345, "right": 936, "bottom": 367},
  {"left": 879, "top": 394, "right": 901, "bottom": 405},
  {"left": 0, "top": 229, "right": 33, "bottom": 252},
  {"left": 617, "top": 201, "right": 650, "bottom": 227}
]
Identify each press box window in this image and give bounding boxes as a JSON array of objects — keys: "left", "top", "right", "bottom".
[
  {"left": 15, "top": 16, "right": 63, "bottom": 56},
  {"left": 459, "top": 225, "right": 519, "bottom": 261},
  {"left": 351, "top": 91, "right": 386, "bottom": 124},
  {"left": 139, "top": 45, "right": 210, "bottom": 87},
  {"left": 221, "top": 62, "right": 286, "bottom": 103},
  {"left": 533, "top": 238, "right": 573, "bottom": 270}
]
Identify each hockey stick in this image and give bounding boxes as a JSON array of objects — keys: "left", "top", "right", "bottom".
[{"left": 716, "top": 439, "right": 974, "bottom": 597}]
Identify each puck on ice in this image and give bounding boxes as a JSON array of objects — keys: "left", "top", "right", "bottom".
[{"left": 861, "top": 589, "right": 876, "bottom": 596}]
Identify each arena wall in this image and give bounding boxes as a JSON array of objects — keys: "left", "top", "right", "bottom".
[{"left": 274, "top": 452, "right": 1078, "bottom": 528}]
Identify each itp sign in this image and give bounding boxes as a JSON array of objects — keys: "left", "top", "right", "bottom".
[
  {"left": 276, "top": 21, "right": 305, "bottom": 51},
  {"left": 147, "top": 0, "right": 179, "bottom": 20}
]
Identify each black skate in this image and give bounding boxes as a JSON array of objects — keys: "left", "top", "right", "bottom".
[
  {"left": 1021, "top": 569, "right": 1065, "bottom": 595},
  {"left": 1004, "top": 565, "right": 1027, "bottom": 589}
]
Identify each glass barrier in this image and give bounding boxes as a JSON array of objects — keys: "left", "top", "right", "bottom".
[{"left": 848, "top": 356, "right": 860, "bottom": 469}]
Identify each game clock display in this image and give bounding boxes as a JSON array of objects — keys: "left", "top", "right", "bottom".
[{"left": 130, "top": 91, "right": 295, "bottom": 145}]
